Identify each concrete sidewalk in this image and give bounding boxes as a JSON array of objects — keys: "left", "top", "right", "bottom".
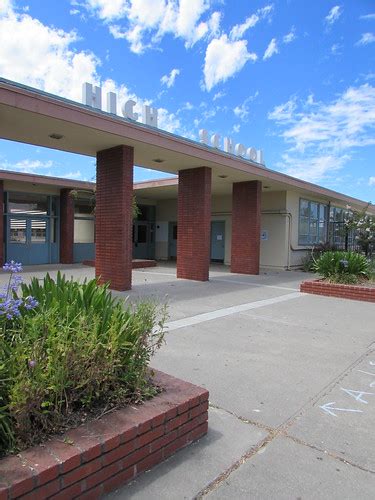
[{"left": 4, "top": 263, "right": 374, "bottom": 499}]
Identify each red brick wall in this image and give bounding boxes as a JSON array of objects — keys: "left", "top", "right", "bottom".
[
  {"left": 0, "top": 370, "right": 209, "bottom": 500},
  {"left": 60, "top": 189, "right": 74, "bottom": 264},
  {"left": 301, "top": 280, "right": 375, "bottom": 302},
  {"left": 96, "top": 145, "right": 134, "bottom": 291},
  {"left": 177, "top": 167, "right": 211, "bottom": 281},
  {"left": 231, "top": 180, "right": 261, "bottom": 275}
]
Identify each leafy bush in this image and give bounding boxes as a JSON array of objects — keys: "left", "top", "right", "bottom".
[
  {"left": 312, "top": 251, "right": 369, "bottom": 283},
  {"left": 0, "top": 269, "right": 167, "bottom": 455},
  {"left": 301, "top": 242, "right": 336, "bottom": 272}
]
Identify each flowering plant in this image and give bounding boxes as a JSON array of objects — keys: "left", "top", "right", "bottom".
[
  {"left": 0, "top": 261, "right": 38, "bottom": 321},
  {"left": 344, "top": 204, "right": 375, "bottom": 256}
]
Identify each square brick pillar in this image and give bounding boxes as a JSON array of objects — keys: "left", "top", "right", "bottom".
[
  {"left": 96, "top": 145, "right": 134, "bottom": 291},
  {"left": 231, "top": 180, "right": 262, "bottom": 275},
  {"left": 0, "top": 181, "right": 3, "bottom": 266},
  {"left": 60, "top": 188, "right": 74, "bottom": 264},
  {"left": 177, "top": 167, "right": 211, "bottom": 281}
]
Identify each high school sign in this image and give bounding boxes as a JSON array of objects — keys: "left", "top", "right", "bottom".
[{"left": 82, "top": 83, "right": 264, "bottom": 166}]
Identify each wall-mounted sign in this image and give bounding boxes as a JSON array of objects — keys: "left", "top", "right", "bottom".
[
  {"left": 199, "top": 129, "right": 264, "bottom": 165},
  {"left": 82, "top": 83, "right": 159, "bottom": 128}
]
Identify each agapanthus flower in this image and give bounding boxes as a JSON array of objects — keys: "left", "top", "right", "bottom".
[
  {"left": 24, "top": 296, "right": 39, "bottom": 310},
  {"left": 3, "top": 261, "right": 23, "bottom": 273}
]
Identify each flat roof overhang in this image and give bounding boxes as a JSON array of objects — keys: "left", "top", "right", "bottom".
[{"left": 0, "top": 78, "right": 373, "bottom": 211}]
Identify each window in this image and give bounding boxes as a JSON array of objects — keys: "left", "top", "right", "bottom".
[
  {"left": 74, "top": 197, "right": 95, "bottom": 243},
  {"left": 8, "top": 193, "right": 48, "bottom": 215},
  {"left": 298, "top": 199, "right": 328, "bottom": 245}
]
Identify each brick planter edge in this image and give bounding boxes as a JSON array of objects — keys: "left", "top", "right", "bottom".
[
  {"left": 0, "top": 370, "right": 209, "bottom": 499},
  {"left": 300, "top": 279, "right": 375, "bottom": 303}
]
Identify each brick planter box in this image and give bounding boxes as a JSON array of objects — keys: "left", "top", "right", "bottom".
[
  {"left": 300, "top": 279, "right": 375, "bottom": 303},
  {"left": 0, "top": 371, "right": 208, "bottom": 499},
  {"left": 82, "top": 260, "right": 157, "bottom": 269}
]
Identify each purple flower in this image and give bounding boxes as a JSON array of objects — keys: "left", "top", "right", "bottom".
[
  {"left": 3, "top": 261, "right": 23, "bottom": 273},
  {"left": 24, "top": 296, "right": 39, "bottom": 310},
  {"left": 28, "top": 360, "right": 37, "bottom": 369}
]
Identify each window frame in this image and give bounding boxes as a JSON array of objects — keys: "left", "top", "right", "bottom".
[{"left": 298, "top": 198, "right": 328, "bottom": 246}]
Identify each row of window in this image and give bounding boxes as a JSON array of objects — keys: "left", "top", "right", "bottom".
[{"left": 298, "top": 199, "right": 350, "bottom": 246}]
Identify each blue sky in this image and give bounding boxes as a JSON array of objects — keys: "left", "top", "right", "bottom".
[{"left": 0, "top": 0, "right": 374, "bottom": 201}]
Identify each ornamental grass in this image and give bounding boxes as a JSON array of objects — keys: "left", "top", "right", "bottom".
[
  {"left": 312, "top": 250, "right": 370, "bottom": 284},
  {"left": 0, "top": 263, "right": 167, "bottom": 456}
]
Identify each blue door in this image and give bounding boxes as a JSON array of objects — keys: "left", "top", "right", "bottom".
[
  {"left": 211, "top": 221, "right": 225, "bottom": 262},
  {"left": 133, "top": 222, "right": 155, "bottom": 259},
  {"left": 168, "top": 222, "right": 177, "bottom": 259},
  {"left": 8, "top": 216, "right": 50, "bottom": 265}
]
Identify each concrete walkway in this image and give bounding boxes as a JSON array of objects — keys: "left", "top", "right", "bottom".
[{"left": 4, "top": 263, "right": 374, "bottom": 499}]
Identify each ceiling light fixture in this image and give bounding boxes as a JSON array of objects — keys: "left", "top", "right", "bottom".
[
  {"left": 49, "top": 133, "right": 64, "bottom": 140},
  {"left": 152, "top": 158, "right": 165, "bottom": 163},
  {"left": 218, "top": 175, "right": 228, "bottom": 179}
]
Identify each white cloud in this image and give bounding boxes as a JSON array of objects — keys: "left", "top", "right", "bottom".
[
  {"left": 278, "top": 153, "right": 350, "bottom": 183},
  {"left": 283, "top": 28, "right": 296, "bottom": 44},
  {"left": 0, "top": 5, "right": 182, "bottom": 135},
  {"left": 82, "top": 0, "right": 127, "bottom": 21},
  {"left": 230, "top": 4, "right": 274, "bottom": 40},
  {"left": 60, "top": 170, "right": 82, "bottom": 179},
  {"left": 268, "top": 98, "right": 297, "bottom": 121},
  {"left": 263, "top": 38, "right": 278, "bottom": 60},
  {"left": 359, "top": 13, "right": 375, "bottom": 21},
  {"left": 232, "top": 124, "right": 240, "bottom": 134},
  {"left": 268, "top": 84, "right": 375, "bottom": 182},
  {"left": 325, "top": 5, "right": 342, "bottom": 25},
  {"left": 82, "top": 0, "right": 219, "bottom": 53},
  {"left": 0, "top": 159, "right": 54, "bottom": 174},
  {"left": 369, "top": 176, "right": 375, "bottom": 186},
  {"left": 160, "top": 68, "right": 180, "bottom": 88},
  {"left": 203, "top": 34, "right": 257, "bottom": 91},
  {"left": 0, "top": 0, "right": 12, "bottom": 15},
  {"left": 331, "top": 43, "right": 342, "bottom": 55},
  {"left": 213, "top": 90, "right": 225, "bottom": 101},
  {"left": 0, "top": 7, "right": 99, "bottom": 102},
  {"left": 233, "top": 91, "right": 259, "bottom": 121},
  {"left": 356, "top": 33, "right": 375, "bottom": 46}
]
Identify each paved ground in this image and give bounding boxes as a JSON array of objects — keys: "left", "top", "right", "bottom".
[{"left": 4, "top": 263, "right": 374, "bottom": 499}]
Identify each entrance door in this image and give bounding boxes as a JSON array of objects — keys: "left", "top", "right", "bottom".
[
  {"left": 8, "top": 217, "right": 50, "bottom": 265},
  {"left": 133, "top": 222, "right": 155, "bottom": 259},
  {"left": 169, "top": 222, "right": 177, "bottom": 259},
  {"left": 211, "top": 221, "right": 225, "bottom": 262}
]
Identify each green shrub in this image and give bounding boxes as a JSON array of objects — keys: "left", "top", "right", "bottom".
[
  {"left": 0, "top": 272, "right": 167, "bottom": 455},
  {"left": 301, "top": 243, "right": 336, "bottom": 272},
  {"left": 312, "top": 251, "right": 369, "bottom": 282}
]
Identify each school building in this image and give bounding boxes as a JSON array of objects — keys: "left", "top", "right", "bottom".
[{"left": 0, "top": 78, "right": 373, "bottom": 290}]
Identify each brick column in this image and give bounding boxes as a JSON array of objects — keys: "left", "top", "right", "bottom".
[
  {"left": 231, "top": 180, "right": 261, "bottom": 275},
  {"left": 96, "top": 145, "right": 134, "bottom": 291},
  {"left": 177, "top": 167, "right": 211, "bottom": 281},
  {"left": 0, "top": 181, "right": 3, "bottom": 266},
  {"left": 60, "top": 188, "right": 74, "bottom": 264}
]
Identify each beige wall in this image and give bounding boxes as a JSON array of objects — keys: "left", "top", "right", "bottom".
[
  {"left": 4, "top": 180, "right": 60, "bottom": 195},
  {"left": 74, "top": 218, "right": 94, "bottom": 243},
  {"left": 154, "top": 191, "right": 291, "bottom": 268}
]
